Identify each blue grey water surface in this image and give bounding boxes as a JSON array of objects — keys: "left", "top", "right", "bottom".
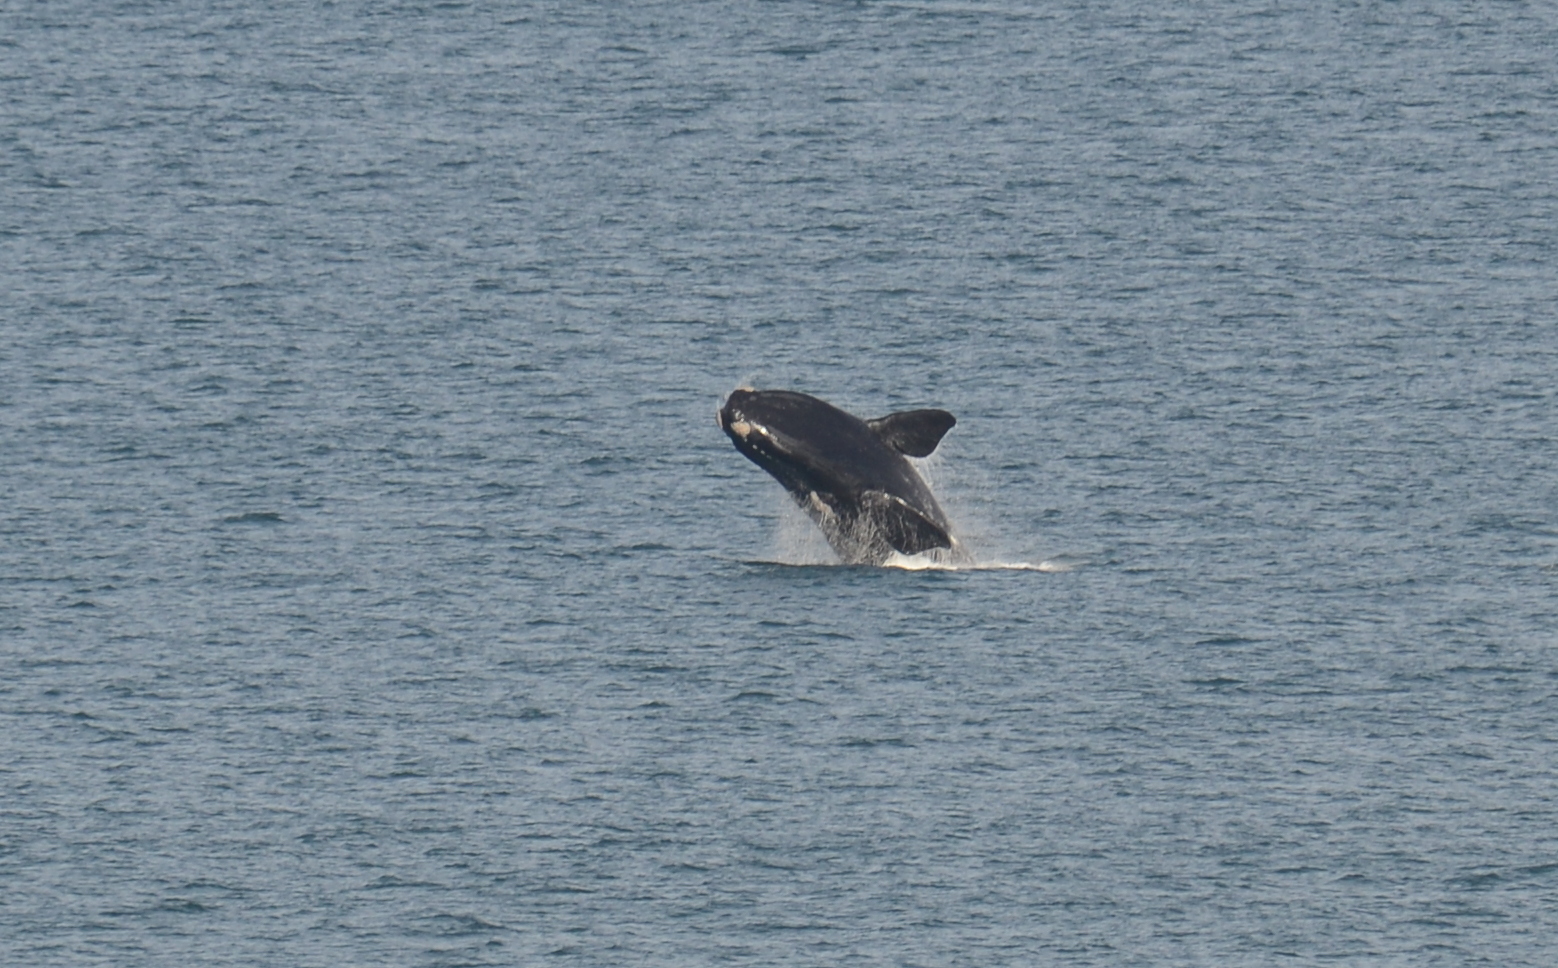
[{"left": 4, "top": 1, "right": 1558, "bottom": 965}]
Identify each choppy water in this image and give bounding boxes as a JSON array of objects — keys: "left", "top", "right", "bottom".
[{"left": 5, "top": 1, "right": 1558, "bottom": 965}]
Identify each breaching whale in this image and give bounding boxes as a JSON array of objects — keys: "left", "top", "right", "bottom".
[{"left": 718, "top": 388, "right": 962, "bottom": 565}]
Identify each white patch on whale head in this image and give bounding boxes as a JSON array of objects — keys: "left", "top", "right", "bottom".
[{"left": 729, "top": 420, "right": 752, "bottom": 438}]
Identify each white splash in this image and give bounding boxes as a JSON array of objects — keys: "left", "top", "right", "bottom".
[
  {"left": 758, "top": 442, "right": 1080, "bottom": 573},
  {"left": 881, "top": 552, "right": 1079, "bottom": 572},
  {"left": 768, "top": 494, "right": 837, "bottom": 565},
  {"left": 764, "top": 497, "right": 1078, "bottom": 572}
]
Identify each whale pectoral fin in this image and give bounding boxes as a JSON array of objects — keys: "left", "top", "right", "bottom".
[
  {"left": 860, "top": 491, "right": 953, "bottom": 555},
  {"left": 866, "top": 409, "right": 957, "bottom": 458}
]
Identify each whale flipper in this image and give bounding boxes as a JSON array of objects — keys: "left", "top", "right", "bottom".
[
  {"left": 859, "top": 490, "right": 953, "bottom": 556},
  {"left": 866, "top": 409, "right": 957, "bottom": 458}
]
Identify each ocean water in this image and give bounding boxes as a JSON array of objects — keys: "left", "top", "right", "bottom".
[{"left": 4, "top": 1, "right": 1557, "bottom": 964}]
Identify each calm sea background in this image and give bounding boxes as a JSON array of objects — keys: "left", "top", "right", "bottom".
[{"left": 4, "top": 1, "right": 1557, "bottom": 965}]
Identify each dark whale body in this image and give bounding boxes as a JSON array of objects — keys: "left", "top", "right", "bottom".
[{"left": 718, "top": 388, "right": 961, "bottom": 565}]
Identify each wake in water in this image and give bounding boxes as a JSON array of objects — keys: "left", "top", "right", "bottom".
[{"left": 880, "top": 553, "right": 1080, "bottom": 573}]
